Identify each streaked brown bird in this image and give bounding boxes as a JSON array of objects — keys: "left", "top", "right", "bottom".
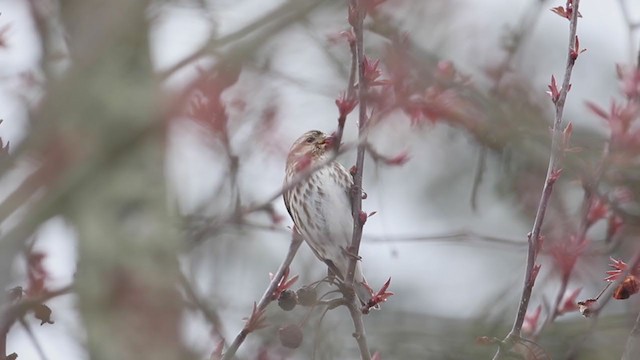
[{"left": 283, "top": 130, "right": 372, "bottom": 305}]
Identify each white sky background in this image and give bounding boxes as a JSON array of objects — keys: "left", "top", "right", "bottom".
[{"left": 1, "top": 0, "right": 639, "bottom": 358}]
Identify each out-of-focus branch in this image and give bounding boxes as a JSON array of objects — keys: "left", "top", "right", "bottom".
[
  {"left": 471, "top": 0, "right": 549, "bottom": 210},
  {"left": 333, "top": 31, "right": 358, "bottom": 149},
  {"left": 179, "top": 272, "right": 228, "bottom": 348},
  {"left": 221, "top": 230, "right": 303, "bottom": 360},
  {"left": 494, "top": 1, "right": 582, "bottom": 358},
  {"left": 18, "top": 318, "right": 49, "bottom": 360},
  {"left": 188, "top": 142, "right": 359, "bottom": 245},
  {"left": 618, "top": 0, "right": 639, "bottom": 66},
  {"left": 159, "top": 0, "right": 329, "bottom": 80},
  {"left": 622, "top": 310, "right": 640, "bottom": 360}
]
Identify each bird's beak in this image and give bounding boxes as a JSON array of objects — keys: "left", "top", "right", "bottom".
[{"left": 321, "top": 136, "right": 335, "bottom": 148}]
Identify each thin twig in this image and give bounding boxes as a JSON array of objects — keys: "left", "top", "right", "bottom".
[
  {"left": 334, "top": 33, "right": 358, "bottom": 149},
  {"left": 18, "top": 318, "right": 49, "bottom": 360},
  {"left": 158, "top": 0, "right": 328, "bottom": 80},
  {"left": 0, "top": 285, "right": 73, "bottom": 358},
  {"left": 565, "top": 249, "right": 640, "bottom": 358},
  {"left": 592, "top": 249, "right": 640, "bottom": 316},
  {"left": 188, "top": 144, "right": 355, "bottom": 244},
  {"left": 493, "top": 1, "right": 582, "bottom": 358},
  {"left": 622, "top": 309, "right": 640, "bottom": 360},
  {"left": 470, "top": 146, "right": 486, "bottom": 211},
  {"left": 344, "top": 0, "right": 371, "bottom": 359},
  {"left": 471, "top": 0, "right": 548, "bottom": 210},
  {"left": 534, "top": 144, "right": 611, "bottom": 339},
  {"left": 178, "top": 271, "right": 229, "bottom": 349},
  {"left": 617, "top": 0, "right": 639, "bottom": 66},
  {"left": 220, "top": 230, "right": 303, "bottom": 360}
]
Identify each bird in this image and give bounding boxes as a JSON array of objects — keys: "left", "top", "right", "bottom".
[{"left": 283, "top": 130, "right": 373, "bottom": 307}]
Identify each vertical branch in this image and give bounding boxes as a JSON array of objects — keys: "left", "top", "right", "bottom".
[
  {"left": 179, "top": 272, "right": 228, "bottom": 348},
  {"left": 345, "top": 0, "right": 367, "bottom": 290},
  {"left": 617, "top": 0, "right": 639, "bottom": 65},
  {"left": 494, "top": 0, "right": 582, "bottom": 357},
  {"left": 334, "top": 39, "right": 358, "bottom": 148},
  {"left": 471, "top": 0, "right": 547, "bottom": 210},
  {"left": 343, "top": 1, "right": 372, "bottom": 359}
]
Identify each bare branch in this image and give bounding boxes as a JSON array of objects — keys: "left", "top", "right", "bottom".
[
  {"left": 622, "top": 309, "right": 640, "bottom": 360},
  {"left": 344, "top": 1, "right": 371, "bottom": 359},
  {"left": 159, "top": 0, "right": 329, "bottom": 80},
  {"left": 221, "top": 230, "right": 303, "bottom": 360},
  {"left": 494, "top": 0, "right": 582, "bottom": 357},
  {"left": 179, "top": 272, "right": 228, "bottom": 349},
  {"left": 1, "top": 285, "right": 73, "bottom": 358},
  {"left": 18, "top": 318, "right": 49, "bottom": 360}
]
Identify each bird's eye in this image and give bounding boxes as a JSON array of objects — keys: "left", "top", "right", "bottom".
[{"left": 305, "top": 137, "right": 314, "bottom": 144}]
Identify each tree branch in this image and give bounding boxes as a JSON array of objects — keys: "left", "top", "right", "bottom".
[
  {"left": 179, "top": 271, "right": 228, "bottom": 349},
  {"left": 494, "top": 0, "right": 582, "bottom": 357},
  {"left": 221, "top": 230, "right": 303, "bottom": 360},
  {"left": 622, "top": 308, "right": 640, "bottom": 360},
  {"left": 1, "top": 285, "right": 73, "bottom": 358},
  {"left": 344, "top": 1, "right": 371, "bottom": 359},
  {"left": 158, "top": 0, "right": 329, "bottom": 80}
]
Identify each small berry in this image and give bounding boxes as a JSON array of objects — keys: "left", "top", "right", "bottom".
[
  {"left": 278, "top": 289, "right": 297, "bottom": 311},
  {"left": 296, "top": 287, "right": 317, "bottom": 307},
  {"left": 279, "top": 323, "right": 303, "bottom": 349}
]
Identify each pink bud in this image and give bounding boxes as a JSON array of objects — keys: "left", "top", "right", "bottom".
[
  {"left": 547, "top": 75, "right": 560, "bottom": 103},
  {"left": 335, "top": 92, "right": 358, "bottom": 118},
  {"left": 549, "top": 168, "right": 563, "bottom": 183},
  {"left": 359, "top": 211, "right": 368, "bottom": 225}
]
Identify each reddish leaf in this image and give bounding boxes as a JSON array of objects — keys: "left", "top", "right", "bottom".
[
  {"left": 585, "top": 101, "right": 610, "bottom": 120},
  {"left": 243, "top": 302, "right": 268, "bottom": 332},
  {"left": 522, "top": 305, "right": 542, "bottom": 335},
  {"left": 270, "top": 267, "right": 299, "bottom": 300},
  {"left": 335, "top": 92, "right": 358, "bottom": 118},
  {"left": 363, "top": 277, "right": 394, "bottom": 312},
  {"left": 605, "top": 257, "right": 628, "bottom": 282},
  {"left": 586, "top": 197, "right": 609, "bottom": 225}
]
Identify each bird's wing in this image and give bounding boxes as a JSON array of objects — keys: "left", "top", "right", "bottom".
[
  {"left": 317, "top": 163, "right": 355, "bottom": 279},
  {"left": 283, "top": 184, "right": 293, "bottom": 220}
]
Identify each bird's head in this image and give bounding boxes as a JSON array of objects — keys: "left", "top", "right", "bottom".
[{"left": 286, "top": 130, "right": 334, "bottom": 172}]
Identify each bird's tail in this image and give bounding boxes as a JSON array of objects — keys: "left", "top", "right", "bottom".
[{"left": 353, "top": 263, "right": 380, "bottom": 311}]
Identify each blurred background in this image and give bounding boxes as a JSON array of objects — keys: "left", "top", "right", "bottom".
[{"left": 1, "top": 0, "right": 640, "bottom": 359}]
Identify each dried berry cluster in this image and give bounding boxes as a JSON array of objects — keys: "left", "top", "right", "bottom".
[{"left": 277, "top": 287, "right": 318, "bottom": 311}]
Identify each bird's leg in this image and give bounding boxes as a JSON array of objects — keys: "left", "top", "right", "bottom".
[{"left": 325, "top": 267, "right": 337, "bottom": 284}]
